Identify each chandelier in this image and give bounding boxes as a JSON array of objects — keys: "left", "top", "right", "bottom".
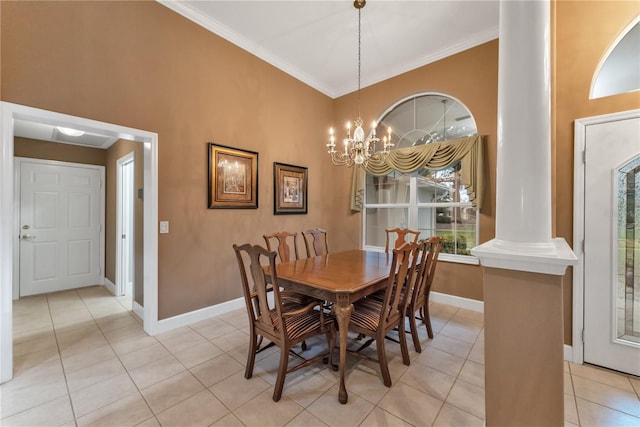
[{"left": 326, "top": 0, "right": 393, "bottom": 167}]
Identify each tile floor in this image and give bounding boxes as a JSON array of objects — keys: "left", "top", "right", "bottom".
[{"left": 1, "top": 285, "right": 639, "bottom": 426}]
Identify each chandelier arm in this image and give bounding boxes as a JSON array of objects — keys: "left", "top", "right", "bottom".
[{"left": 329, "top": 151, "right": 355, "bottom": 167}]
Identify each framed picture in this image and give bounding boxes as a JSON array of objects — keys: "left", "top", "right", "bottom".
[
  {"left": 273, "top": 162, "right": 307, "bottom": 215},
  {"left": 208, "top": 143, "right": 258, "bottom": 209}
]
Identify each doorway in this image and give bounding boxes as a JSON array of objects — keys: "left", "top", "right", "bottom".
[
  {"left": 0, "top": 102, "right": 160, "bottom": 384},
  {"left": 14, "top": 158, "right": 105, "bottom": 297},
  {"left": 574, "top": 109, "right": 640, "bottom": 375},
  {"left": 116, "top": 152, "right": 135, "bottom": 305}
]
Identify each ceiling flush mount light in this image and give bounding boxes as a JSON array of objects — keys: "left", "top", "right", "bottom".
[
  {"left": 326, "top": 0, "right": 393, "bottom": 167},
  {"left": 56, "top": 126, "right": 85, "bottom": 137}
]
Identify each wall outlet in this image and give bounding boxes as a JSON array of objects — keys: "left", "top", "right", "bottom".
[{"left": 159, "top": 221, "right": 169, "bottom": 234}]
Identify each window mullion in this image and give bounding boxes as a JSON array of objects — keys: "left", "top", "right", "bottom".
[
  {"left": 408, "top": 176, "right": 418, "bottom": 231},
  {"left": 417, "top": 202, "right": 473, "bottom": 208}
]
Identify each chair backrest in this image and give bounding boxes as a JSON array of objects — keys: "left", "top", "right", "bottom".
[
  {"left": 384, "top": 228, "right": 420, "bottom": 253},
  {"left": 302, "top": 228, "right": 329, "bottom": 258},
  {"left": 233, "top": 243, "right": 285, "bottom": 338},
  {"left": 411, "top": 236, "right": 443, "bottom": 308},
  {"left": 379, "top": 241, "right": 421, "bottom": 328},
  {"left": 263, "top": 231, "right": 300, "bottom": 263}
]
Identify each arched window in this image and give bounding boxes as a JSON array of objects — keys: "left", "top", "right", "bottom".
[
  {"left": 591, "top": 19, "right": 640, "bottom": 99},
  {"left": 362, "top": 93, "right": 479, "bottom": 262},
  {"left": 381, "top": 93, "right": 477, "bottom": 147}
]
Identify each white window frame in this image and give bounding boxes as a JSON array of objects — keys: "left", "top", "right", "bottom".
[{"left": 362, "top": 172, "right": 479, "bottom": 265}]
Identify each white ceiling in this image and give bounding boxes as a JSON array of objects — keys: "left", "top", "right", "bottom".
[{"left": 159, "top": 0, "right": 500, "bottom": 98}]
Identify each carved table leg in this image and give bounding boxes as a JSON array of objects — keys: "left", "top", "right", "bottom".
[{"left": 333, "top": 295, "right": 353, "bottom": 404}]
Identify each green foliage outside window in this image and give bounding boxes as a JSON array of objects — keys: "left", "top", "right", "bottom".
[{"left": 430, "top": 232, "right": 472, "bottom": 256}]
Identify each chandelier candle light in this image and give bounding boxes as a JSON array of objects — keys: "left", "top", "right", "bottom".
[{"left": 326, "top": 0, "right": 393, "bottom": 167}]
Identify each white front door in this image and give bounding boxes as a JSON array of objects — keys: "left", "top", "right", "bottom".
[
  {"left": 584, "top": 116, "right": 640, "bottom": 375},
  {"left": 18, "top": 158, "right": 104, "bottom": 296}
]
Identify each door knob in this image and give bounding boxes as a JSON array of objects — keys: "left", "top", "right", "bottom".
[{"left": 21, "top": 234, "right": 36, "bottom": 240}]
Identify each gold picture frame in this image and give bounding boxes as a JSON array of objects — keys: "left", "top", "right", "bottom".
[
  {"left": 274, "top": 162, "right": 307, "bottom": 215},
  {"left": 208, "top": 143, "right": 258, "bottom": 209}
]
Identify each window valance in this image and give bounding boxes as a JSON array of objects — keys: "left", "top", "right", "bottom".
[{"left": 351, "top": 135, "right": 485, "bottom": 211}]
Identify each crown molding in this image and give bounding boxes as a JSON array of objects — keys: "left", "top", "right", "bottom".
[{"left": 157, "top": 0, "right": 335, "bottom": 97}]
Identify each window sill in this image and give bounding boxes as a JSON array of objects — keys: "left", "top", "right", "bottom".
[{"left": 438, "top": 253, "right": 480, "bottom": 265}]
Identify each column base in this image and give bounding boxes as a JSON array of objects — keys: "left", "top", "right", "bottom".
[{"left": 482, "top": 267, "right": 566, "bottom": 426}]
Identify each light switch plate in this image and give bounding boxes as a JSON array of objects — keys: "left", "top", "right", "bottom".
[{"left": 159, "top": 221, "right": 169, "bottom": 234}]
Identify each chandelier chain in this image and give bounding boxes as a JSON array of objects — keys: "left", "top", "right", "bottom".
[{"left": 357, "top": 7, "right": 361, "bottom": 119}]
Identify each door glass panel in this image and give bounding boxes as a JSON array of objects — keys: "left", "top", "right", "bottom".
[{"left": 617, "top": 155, "right": 640, "bottom": 344}]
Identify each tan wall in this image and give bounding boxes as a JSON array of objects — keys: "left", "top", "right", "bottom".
[
  {"left": 1, "top": 1, "right": 334, "bottom": 319},
  {"left": 553, "top": 0, "right": 640, "bottom": 344},
  {"left": 105, "top": 140, "right": 145, "bottom": 306},
  {"left": 5, "top": 1, "right": 638, "bottom": 337},
  {"left": 333, "top": 40, "right": 499, "bottom": 303},
  {"left": 331, "top": 0, "right": 640, "bottom": 343},
  {"left": 14, "top": 137, "right": 107, "bottom": 166}
]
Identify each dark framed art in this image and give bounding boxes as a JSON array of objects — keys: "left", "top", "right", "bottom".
[
  {"left": 273, "top": 162, "right": 307, "bottom": 215},
  {"left": 208, "top": 143, "right": 258, "bottom": 209}
]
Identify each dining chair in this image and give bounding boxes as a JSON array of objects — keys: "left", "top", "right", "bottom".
[
  {"left": 384, "top": 228, "right": 420, "bottom": 253},
  {"left": 263, "top": 231, "right": 319, "bottom": 351},
  {"left": 233, "top": 243, "right": 336, "bottom": 402},
  {"left": 347, "top": 241, "right": 421, "bottom": 387},
  {"left": 406, "top": 236, "right": 443, "bottom": 352},
  {"left": 263, "top": 231, "right": 301, "bottom": 263},
  {"left": 263, "top": 230, "right": 311, "bottom": 306},
  {"left": 302, "top": 228, "right": 329, "bottom": 258}
]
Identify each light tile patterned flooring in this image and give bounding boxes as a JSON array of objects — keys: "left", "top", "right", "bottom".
[{"left": 1, "top": 285, "right": 639, "bottom": 426}]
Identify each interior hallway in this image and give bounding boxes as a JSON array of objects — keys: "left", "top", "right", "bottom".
[{"left": 1, "top": 285, "right": 639, "bottom": 426}]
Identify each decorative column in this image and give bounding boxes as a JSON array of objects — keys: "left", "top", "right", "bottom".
[{"left": 471, "top": 1, "right": 577, "bottom": 426}]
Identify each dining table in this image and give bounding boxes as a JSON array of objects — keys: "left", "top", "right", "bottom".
[{"left": 274, "top": 249, "right": 393, "bottom": 404}]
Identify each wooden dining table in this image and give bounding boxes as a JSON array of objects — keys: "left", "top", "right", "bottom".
[{"left": 274, "top": 249, "right": 393, "bottom": 404}]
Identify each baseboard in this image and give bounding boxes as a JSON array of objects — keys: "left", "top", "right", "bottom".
[
  {"left": 133, "top": 301, "right": 144, "bottom": 320},
  {"left": 143, "top": 292, "right": 574, "bottom": 367},
  {"left": 431, "top": 291, "right": 484, "bottom": 312},
  {"left": 156, "top": 297, "right": 245, "bottom": 334},
  {"left": 564, "top": 344, "right": 573, "bottom": 363},
  {"left": 104, "top": 278, "right": 116, "bottom": 295}
]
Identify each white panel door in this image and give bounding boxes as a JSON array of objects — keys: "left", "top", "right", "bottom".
[
  {"left": 19, "top": 160, "right": 103, "bottom": 296},
  {"left": 584, "top": 116, "right": 640, "bottom": 375}
]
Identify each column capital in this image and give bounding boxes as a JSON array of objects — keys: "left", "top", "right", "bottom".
[{"left": 471, "top": 238, "right": 577, "bottom": 275}]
